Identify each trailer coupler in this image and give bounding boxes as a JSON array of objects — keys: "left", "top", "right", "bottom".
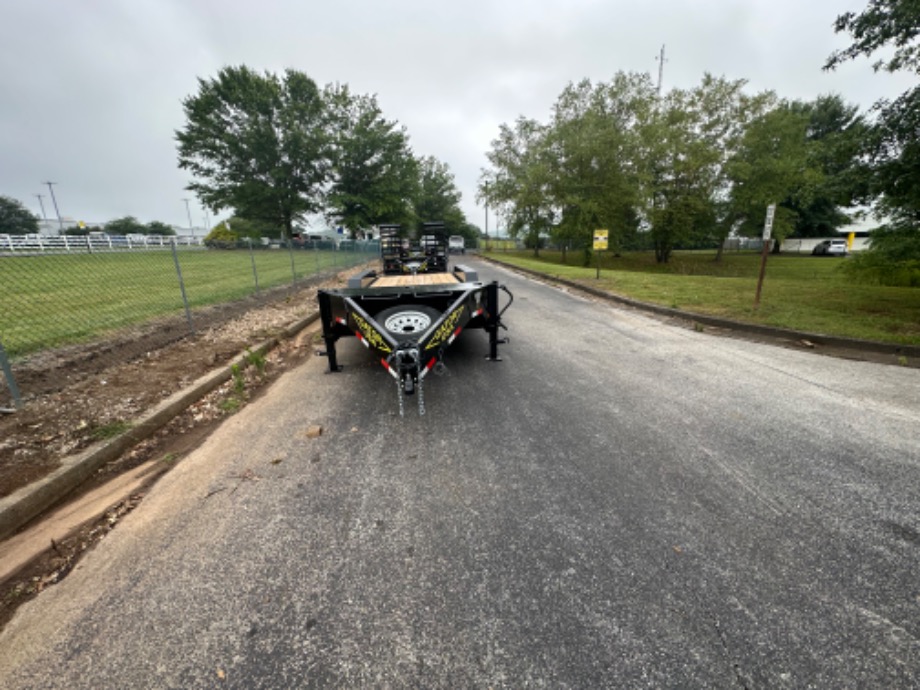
[{"left": 386, "top": 346, "right": 426, "bottom": 417}]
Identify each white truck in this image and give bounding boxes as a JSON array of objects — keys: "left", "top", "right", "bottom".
[{"left": 448, "top": 235, "right": 465, "bottom": 254}]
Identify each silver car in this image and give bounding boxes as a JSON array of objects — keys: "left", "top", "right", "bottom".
[{"left": 812, "top": 239, "right": 848, "bottom": 256}]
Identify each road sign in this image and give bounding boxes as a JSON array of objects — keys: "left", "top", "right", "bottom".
[
  {"left": 762, "top": 204, "right": 776, "bottom": 241},
  {"left": 593, "top": 229, "right": 609, "bottom": 250}
]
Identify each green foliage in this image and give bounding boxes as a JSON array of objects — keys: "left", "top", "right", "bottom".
[
  {"left": 826, "top": 0, "right": 920, "bottom": 268},
  {"left": 323, "top": 84, "right": 419, "bottom": 235},
  {"left": 493, "top": 250, "right": 920, "bottom": 345},
  {"left": 825, "top": 0, "right": 920, "bottom": 73},
  {"left": 177, "top": 66, "right": 329, "bottom": 239},
  {"left": 481, "top": 70, "right": 871, "bottom": 266},
  {"left": 105, "top": 216, "right": 147, "bottom": 235},
  {"left": 0, "top": 196, "right": 39, "bottom": 235},
  {"left": 89, "top": 420, "right": 132, "bottom": 441},
  {"left": 245, "top": 348, "right": 267, "bottom": 375},
  {"left": 844, "top": 225, "right": 920, "bottom": 286},
  {"left": 414, "top": 155, "right": 466, "bottom": 235},
  {"left": 146, "top": 221, "right": 176, "bottom": 236}
]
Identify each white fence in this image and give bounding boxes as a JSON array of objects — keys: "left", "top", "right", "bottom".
[{"left": 0, "top": 233, "right": 204, "bottom": 252}]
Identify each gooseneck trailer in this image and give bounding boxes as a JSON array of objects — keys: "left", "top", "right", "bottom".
[{"left": 317, "top": 224, "right": 512, "bottom": 415}]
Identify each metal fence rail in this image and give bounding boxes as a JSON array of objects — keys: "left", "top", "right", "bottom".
[
  {"left": 0, "top": 238, "right": 378, "bottom": 407},
  {"left": 0, "top": 233, "right": 203, "bottom": 253}
]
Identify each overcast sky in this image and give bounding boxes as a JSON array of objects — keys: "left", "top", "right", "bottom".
[{"left": 1, "top": 0, "right": 914, "bottom": 233}]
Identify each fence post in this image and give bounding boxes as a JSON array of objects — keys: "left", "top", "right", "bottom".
[
  {"left": 0, "top": 338, "right": 23, "bottom": 410},
  {"left": 287, "top": 239, "right": 297, "bottom": 287},
  {"left": 247, "top": 237, "right": 260, "bottom": 291},
  {"left": 171, "top": 240, "right": 195, "bottom": 335}
]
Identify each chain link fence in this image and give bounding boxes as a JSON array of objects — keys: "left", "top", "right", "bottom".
[{"left": 0, "top": 237, "right": 378, "bottom": 408}]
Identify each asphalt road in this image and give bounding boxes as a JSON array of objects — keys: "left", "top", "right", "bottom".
[{"left": 1, "top": 258, "right": 918, "bottom": 688}]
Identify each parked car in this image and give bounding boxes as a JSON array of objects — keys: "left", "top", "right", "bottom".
[{"left": 812, "top": 239, "right": 848, "bottom": 256}]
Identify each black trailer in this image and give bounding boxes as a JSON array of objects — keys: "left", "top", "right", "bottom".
[{"left": 317, "top": 223, "right": 512, "bottom": 415}]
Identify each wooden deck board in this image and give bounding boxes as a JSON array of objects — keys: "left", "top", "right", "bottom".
[{"left": 371, "top": 273, "right": 460, "bottom": 287}]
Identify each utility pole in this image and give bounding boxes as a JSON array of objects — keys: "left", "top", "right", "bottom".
[
  {"left": 182, "top": 198, "right": 194, "bottom": 233},
  {"left": 34, "top": 194, "right": 47, "bottom": 220},
  {"left": 656, "top": 44, "right": 667, "bottom": 96},
  {"left": 43, "top": 181, "right": 64, "bottom": 232}
]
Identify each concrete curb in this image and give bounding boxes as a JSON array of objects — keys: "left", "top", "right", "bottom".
[
  {"left": 482, "top": 255, "right": 920, "bottom": 360},
  {"left": 0, "top": 312, "right": 320, "bottom": 543}
]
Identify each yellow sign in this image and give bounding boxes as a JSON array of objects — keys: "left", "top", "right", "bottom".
[{"left": 593, "top": 229, "right": 609, "bottom": 250}]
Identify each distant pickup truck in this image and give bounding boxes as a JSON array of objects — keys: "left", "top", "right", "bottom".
[{"left": 448, "top": 235, "right": 465, "bottom": 254}]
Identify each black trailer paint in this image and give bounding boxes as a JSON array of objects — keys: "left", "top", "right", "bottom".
[{"left": 317, "top": 224, "right": 511, "bottom": 415}]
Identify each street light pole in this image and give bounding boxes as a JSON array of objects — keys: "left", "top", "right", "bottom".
[
  {"left": 34, "top": 194, "right": 47, "bottom": 220},
  {"left": 182, "top": 198, "right": 193, "bottom": 233},
  {"left": 43, "top": 181, "right": 64, "bottom": 232}
]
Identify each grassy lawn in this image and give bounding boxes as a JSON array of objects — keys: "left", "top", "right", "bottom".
[
  {"left": 0, "top": 247, "right": 373, "bottom": 358},
  {"left": 486, "top": 249, "right": 920, "bottom": 346}
]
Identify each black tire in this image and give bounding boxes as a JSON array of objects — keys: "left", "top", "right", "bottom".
[{"left": 375, "top": 305, "right": 443, "bottom": 343}]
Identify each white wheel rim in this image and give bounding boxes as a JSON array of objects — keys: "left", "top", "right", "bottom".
[{"left": 384, "top": 310, "right": 433, "bottom": 334}]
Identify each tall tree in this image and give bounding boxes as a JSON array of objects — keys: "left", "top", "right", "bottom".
[
  {"left": 778, "top": 95, "right": 868, "bottom": 240},
  {"left": 0, "top": 196, "right": 39, "bottom": 235},
  {"left": 545, "top": 74, "right": 653, "bottom": 261},
  {"left": 414, "top": 155, "right": 466, "bottom": 235},
  {"left": 176, "top": 66, "right": 329, "bottom": 240},
  {"left": 825, "top": 0, "right": 920, "bottom": 278},
  {"left": 725, "top": 104, "right": 819, "bottom": 250},
  {"left": 481, "top": 117, "right": 556, "bottom": 255},
  {"left": 324, "top": 84, "right": 418, "bottom": 236}
]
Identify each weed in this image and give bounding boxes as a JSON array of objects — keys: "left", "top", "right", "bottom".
[
  {"left": 245, "top": 348, "right": 267, "bottom": 375},
  {"left": 90, "top": 420, "right": 132, "bottom": 441},
  {"left": 231, "top": 363, "right": 245, "bottom": 395},
  {"left": 219, "top": 398, "right": 241, "bottom": 414},
  {"left": 898, "top": 355, "right": 909, "bottom": 366}
]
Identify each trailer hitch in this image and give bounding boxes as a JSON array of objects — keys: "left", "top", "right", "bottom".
[{"left": 387, "top": 345, "right": 426, "bottom": 417}]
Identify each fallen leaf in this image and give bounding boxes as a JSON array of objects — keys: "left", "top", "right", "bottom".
[
  {"left": 270, "top": 457, "right": 283, "bottom": 465},
  {"left": 305, "top": 425, "right": 323, "bottom": 439},
  {"left": 217, "top": 668, "right": 226, "bottom": 680},
  {"left": 800, "top": 339, "right": 815, "bottom": 349}
]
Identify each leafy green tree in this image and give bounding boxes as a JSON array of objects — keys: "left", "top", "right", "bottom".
[
  {"left": 481, "top": 116, "right": 556, "bottom": 256},
  {"left": 146, "top": 221, "right": 177, "bottom": 236},
  {"left": 324, "top": 84, "right": 419, "bottom": 236},
  {"left": 105, "top": 216, "right": 147, "bottom": 235},
  {"left": 414, "top": 155, "right": 466, "bottom": 234},
  {"left": 725, "top": 104, "right": 820, "bottom": 251},
  {"left": 176, "top": 66, "right": 329, "bottom": 240},
  {"left": 782, "top": 95, "right": 868, "bottom": 239},
  {"left": 0, "top": 196, "right": 39, "bottom": 235},
  {"left": 826, "top": 0, "right": 920, "bottom": 279},
  {"left": 544, "top": 74, "right": 653, "bottom": 262}
]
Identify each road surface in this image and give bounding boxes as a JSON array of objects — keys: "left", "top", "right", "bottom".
[{"left": 1, "top": 258, "right": 918, "bottom": 688}]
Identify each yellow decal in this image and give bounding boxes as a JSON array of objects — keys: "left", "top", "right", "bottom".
[
  {"left": 352, "top": 313, "right": 392, "bottom": 353},
  {"left": 425, "top": 306, "right": 464, "bottom": 350}
]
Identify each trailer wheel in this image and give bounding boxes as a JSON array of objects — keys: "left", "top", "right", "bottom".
[{"left": 376, "top": 305, "right": 442, "bottom": 343}]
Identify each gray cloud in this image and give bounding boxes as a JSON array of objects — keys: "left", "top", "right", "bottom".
[{"left": 1, "top": 0, "right": 913, "bottom": 231}]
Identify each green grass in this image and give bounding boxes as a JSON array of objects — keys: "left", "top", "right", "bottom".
[
  {"left": 0, "top": 247, "right": 374, "bottom": 358},
  {"left": 486, "top": 249, "right": 920, "bottom": 346}
]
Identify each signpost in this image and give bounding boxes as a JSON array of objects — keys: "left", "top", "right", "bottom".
[
  {"left": 753, "top": 204, "right": 776, "bottom": 310},
  {"left": 593, "top": 229, "right": 609, "bottom": 279}
]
